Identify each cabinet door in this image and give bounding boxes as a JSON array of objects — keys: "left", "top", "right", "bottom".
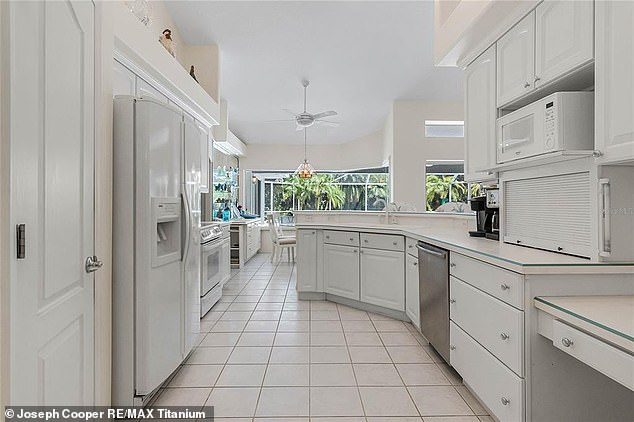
[
  {"left": 496, "top": 11, "right": 535, "bottom": 107},
  {"left": 297, "top": 230, "right": 318, "bottom": 291},
  {"left": 113, "top": 59, "right": 136, "bottom": 96},
  {"left": 596, "top": 0, "right": 634, "bottom": 163},
  {"left": 323, "top": 244, "right": 360, "bottom": 300},
  {"left": 405, "top": 254, "right": 420, "bottom": 328},
  {"left": 360, "top": 248, "right": 405, "bottom": 311},
  {"left": 535, "top": 0, "right": 594, "bottom": 88},
  {"left": 465, "top": 46, "right": 498, "bottom": 182},
  {"left": 137, "top": 77, "right": 169, "bottom": 104}
]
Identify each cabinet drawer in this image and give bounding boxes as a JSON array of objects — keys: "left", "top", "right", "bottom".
[
  {"left": 450, "top": 253, "right": 524, "bottom": 309},
  {"left": 451, "top": 322, "right": 524, "bottom": 422},
  {"left": 324, "top": 230, "right": 359, "bottom": 247},
  {"left": 552, "top": 320, "right": 634, "bottom": 391},
  {"left": 450, "top": 277, "right": 524, "bottom": 376},
  {"left": 406, "top": 237, "right": 418, "bottom": 257},
  {"left": 361, "top": 233, "right": 404, "bottom": 252}
]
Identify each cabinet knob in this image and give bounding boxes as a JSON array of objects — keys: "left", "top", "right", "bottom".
[
  {"left": 450, "top": 263, "right": 456, "bottom": 268},
  {"left": 500, "top": 283, "right": 510, "bottom": 291},
  {"left": 501, "top": 397, "right": 510, "bottom": 406},
  {"left": 393, "top": 242, "right": 397, "bottom": 246},
  {"left": 353, "top": 249, "right": 358, "bottom": 253},
  {"left": 408, "top": 244, "right": 413, "bottom": 248},
  {"left": 364, "top": 239, "right": 369, "bottom": 243},
  {"left": 524, "top": 82, "right": 530, "bottom": 88},
  {"left": 449, "top": 298, "right": 456, "bottom": 304},
  {"left": 326, "top": 235, "right": 330, "bottom": 239},
  {"left": 450, "top": 345, "right": 456, "bottom": 351},
  {"left": 350, "top": 238, "right": 354, "bottom": 241},
  {"left": 534, "top": 76, "right": 541, "bottom": 82},
  {"left": 500, "top": 332, "right": 510, "bottom": 341},
  {"left": 561, "top": 337, "right": 573, "bottom": 348},
  {"left": 413, "top": 262, "right": 418, "bottom": 266}
]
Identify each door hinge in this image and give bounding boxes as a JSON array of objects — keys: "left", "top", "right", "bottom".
[
  {"left": 85, "top": 255, "right": 103, "bottom": 273},
  {"left": 16, "top": 224, "right": 25, "bottom": 259}
]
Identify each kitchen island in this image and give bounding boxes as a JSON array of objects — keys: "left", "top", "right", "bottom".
[{"left": 294, "top": 211, "right": 634, "bottom": 422}]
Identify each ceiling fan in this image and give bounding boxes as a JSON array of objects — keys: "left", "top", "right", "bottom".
[{"left": 268, "top": 80, "right": 339, "bottom": 131}]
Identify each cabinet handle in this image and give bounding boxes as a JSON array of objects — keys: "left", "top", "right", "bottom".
[
  {"left": 500, "top": 283, "right": 510, "bottom": 291},
  {"left": 393, "top": 242, "right": 397, "bottom": 246},
  {"left": 599, "top": 178, "right": 612, "bottom": 257},
  {"left": 364, "top": 239, "right": 369, "bottom": 243},
  {"left": 326, "top": 235, "right": 330, "bottom": 239},
  {"left": 353, "top": 249, "right": 358, "bottom": 253},
  {"left": 349, "top": 238, "right": 354, "bottom": 241},
  {"left": 449, "top": 299, "right": 456, "bottom": 304},
  {"left": 449, "top": 263, "right": 456, "bottom": 268},
  {"left": 500, "top": 332, "right": 510, "bottom": 341},
  {"left": 450, "top": 345, "right": 456, "bottom": 351},
  {"left": 523, "top": 82, "right": 530, "bottom": 88},
  {"left": 408, "top": 244, "right": 413, "bottom": 248},
  {"left": 501, "top": 397, "right": 510, "bottom": 406},
  {"left": 534, "top": 76, "right": 541, "bottom": 82},
  {"left": 413, "top": 262, "right": 418, "bottom": 266},
  {"left": 561, "top": 337, "right": 573, "bottom": 348}
]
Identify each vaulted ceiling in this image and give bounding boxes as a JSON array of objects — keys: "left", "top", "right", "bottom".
[{"left": 165, "top": 1, "right": 463, "bottom": 144}]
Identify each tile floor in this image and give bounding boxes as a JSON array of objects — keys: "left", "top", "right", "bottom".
[{"left": 154, "top": 254, "right": 492, "bottom": 422}]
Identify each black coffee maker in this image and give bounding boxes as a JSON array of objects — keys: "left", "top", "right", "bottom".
[{"left": 469, "top": 189, "right": 499, "bottom": 240}]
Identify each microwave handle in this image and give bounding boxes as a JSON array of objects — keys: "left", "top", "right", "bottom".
[
  {"left": 502, "top": 137, "right": 531, "bottom": 149},
  {"left": 598, "top": 178, "right": 611, "bottom": 258}
]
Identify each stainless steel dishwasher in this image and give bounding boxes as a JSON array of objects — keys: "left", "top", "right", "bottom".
[{"left": 417, "top": 241, "right": 450, "bottom": 363}]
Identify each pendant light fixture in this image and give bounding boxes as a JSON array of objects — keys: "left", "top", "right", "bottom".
[{"left": 295, "top": 128, "right": 315, "bottom": 179}]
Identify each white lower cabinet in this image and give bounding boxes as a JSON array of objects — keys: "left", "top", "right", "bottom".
[
  {"left": 451, "top": 322, "right": 525, "bottom": 422},
  {"left": 296, "top": 229, "right": 317, "bottom": 292},
  {"left": 360, "top": 248, "right": 405, "bottom": 311},
  {"left": 323, "top": 243, "right": 360, "bottom": 300},
  {"left": 405, "top": 253, "right": 420, "bottom": 328}
]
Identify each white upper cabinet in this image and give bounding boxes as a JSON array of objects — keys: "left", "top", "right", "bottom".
[
  {"left": 113, "top": 60, "right": 136, "bottom": 97},
  {"left": 465, "top": 46, "right": 497, "bottom": 182},
  {"left": 496, "top": 12, "right": 535, "bottom": 107},
  {"left": 595, "top": 0, "right": 634, "bottom": 163},
  {"left": 534, "top": 0, "right": 594, "bottom": 88}
]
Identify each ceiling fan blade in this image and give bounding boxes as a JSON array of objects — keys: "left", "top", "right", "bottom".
[
  {"left": 282, "top": 108, "right": 298, "bottom": 117},
  {"left": 312, "top": 110, "right": 337, "bottom": 120},
  {"left": 263, "top": 119, "right": 296, "bottom": 123},
  {"left": 316, "top": 120, "right": 340, "bottom": 127}
]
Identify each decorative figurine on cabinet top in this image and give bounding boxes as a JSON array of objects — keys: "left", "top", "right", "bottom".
[
  {"left": 190, "top": 65, "right": 198, "bottom": 83},
  {"left": 159, "top": 28, "right": 176, "bottom": 57}
]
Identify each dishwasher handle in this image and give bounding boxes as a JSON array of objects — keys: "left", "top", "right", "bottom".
[{"left": 416, "top": 243, "right": 448, "bottom": 260}]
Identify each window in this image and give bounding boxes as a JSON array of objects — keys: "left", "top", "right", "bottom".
[
  {"left": 425, "top": 161, "right": 480, "bottom": 212},
  {"left": 255, "top": 168, "right": 389, "bottom": 214},
  {"left": 424, "top": 120, "right": 464, "bottom": 138}
]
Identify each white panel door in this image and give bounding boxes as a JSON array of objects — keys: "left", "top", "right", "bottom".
[
  {"left": 112, "top": 59, "right": 136, "bottom": 97},
  {"left": 405, "top": 254, "right": 420, "bottom": 329},
  {"left": 465, "top": 46, "right": 497, "bottom": 182},
  {"left": 183, "top": 116, "right": 202, "bottom": 356},
  {"left": 360, "top": 248, "right": 405, "bottom": 311},
  {"left": 496, "top": 11, "right": 535, "bottom": 107},
  {"left": 596, "top": 0, "right": 634, "bottom": 163},
  {"left": 534, "top": 0, "right": 594, "bottom": 88},
  {"left": 297, "top": 230, "right": 318, "bottom": 292},
  {"left": 8, "top": 0, "right": 95, "bottom": 405},
  {"left": 323, "top": 244, "right": 360, "bottom": 301}
]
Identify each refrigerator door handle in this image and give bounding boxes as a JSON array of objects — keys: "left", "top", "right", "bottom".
[{"left": 182, "top": 191, "right": 191, "bottom": 263}]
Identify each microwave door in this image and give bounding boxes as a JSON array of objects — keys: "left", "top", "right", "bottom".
[{"left": 498, "top": 114, "right": 535, "bottom": 163}]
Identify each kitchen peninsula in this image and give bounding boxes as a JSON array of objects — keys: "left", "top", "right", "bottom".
[{"left": 294, "top": 211, "right": 634, "bottom": 422}]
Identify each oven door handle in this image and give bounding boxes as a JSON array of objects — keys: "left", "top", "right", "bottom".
[{"left": 203, "top": 236, "right": 229, "bottom": 252}]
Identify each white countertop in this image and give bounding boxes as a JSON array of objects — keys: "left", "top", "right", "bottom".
[
  {"left": 534, "top": 296, "right": 634, "bottom": 353},
  {"left": 295, "top": 222, "right": 634, "bottom": 274}
]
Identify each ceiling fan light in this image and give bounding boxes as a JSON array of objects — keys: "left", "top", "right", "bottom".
[{"left": 295, "top": 159, "right": 315, "bottom": 179}]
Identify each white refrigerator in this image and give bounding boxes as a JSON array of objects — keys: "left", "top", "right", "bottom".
[{"left": 112, "top": 97, "right": 201, "bottom": 405}]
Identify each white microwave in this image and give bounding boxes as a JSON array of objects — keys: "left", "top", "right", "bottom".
[{"left": 496, "top": 92, "right": 594, "bottom": 164}]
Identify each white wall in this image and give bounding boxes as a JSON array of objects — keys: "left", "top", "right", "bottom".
[
  {"left": 240, "top": 129, "right": 386, "bottom": 172},
  {"left": 391, "top": 100, "right": 464, "bottom": 212}
]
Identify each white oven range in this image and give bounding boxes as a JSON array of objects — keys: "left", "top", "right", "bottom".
[{"left": 200, "top": 222, "right": 231, "bottom": 317}]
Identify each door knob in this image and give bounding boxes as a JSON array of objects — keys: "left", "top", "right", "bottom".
[{"left": 85, "top": 255, "right": 103, "bottom": 273}]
